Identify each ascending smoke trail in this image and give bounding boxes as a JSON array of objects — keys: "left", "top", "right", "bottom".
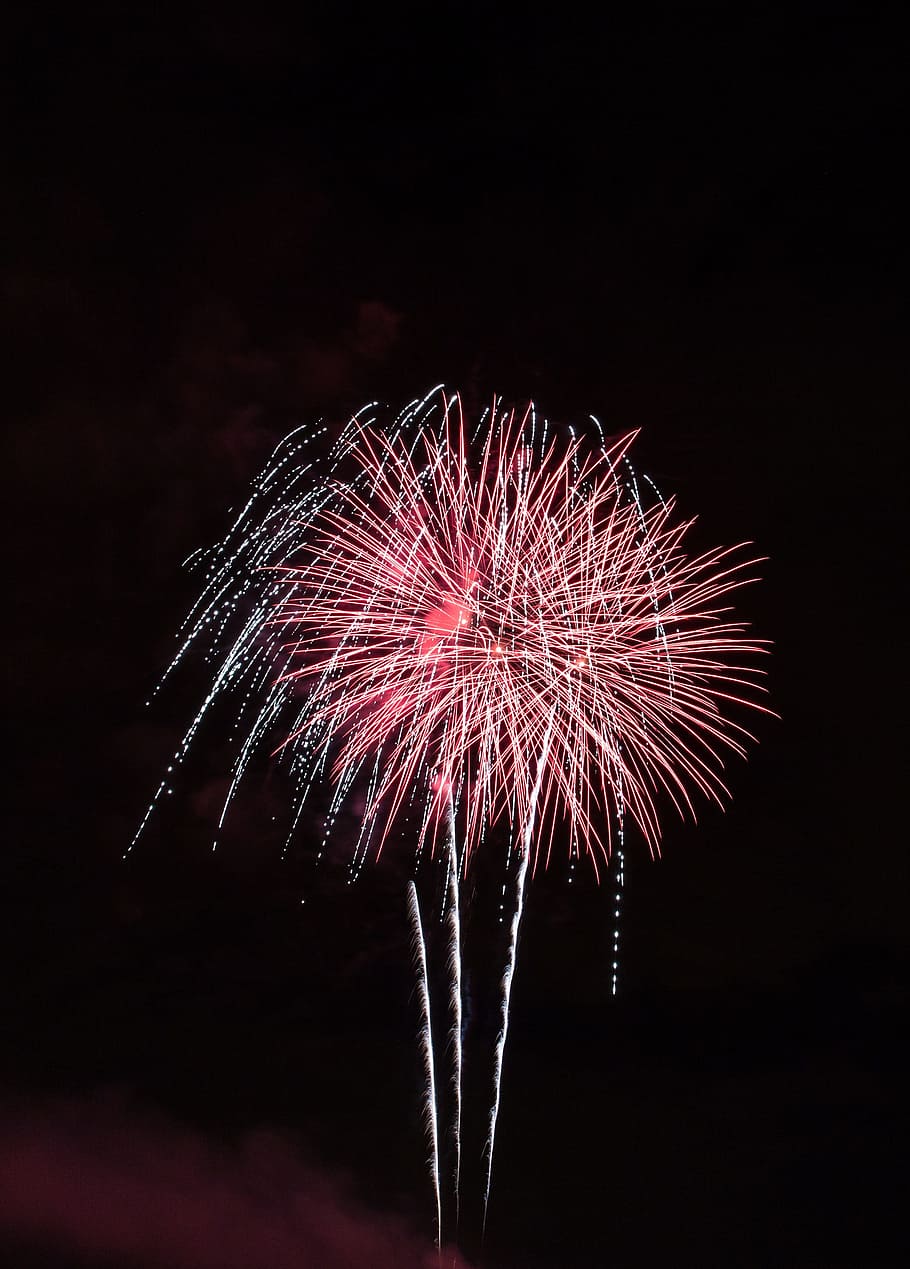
[
  {"left": 482, "top": 711, "right": 557, "bottom": 1234},
  {"left": 407, "top": 881, "right": 442, "bottom": 1247},
  {"left": 445, "top": 801, "right": 463, "bottom": 1231}
]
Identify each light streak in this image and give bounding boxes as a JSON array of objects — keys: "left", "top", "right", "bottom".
[
  {"left": 482, "top": 710, "right": 555, "bottom": 1235},
  {"left": 445, "top": 800, "right": 464, "bottom": 1231},
  {"left": 408, "top": 880, "right": 442, "bottom": 1247}
]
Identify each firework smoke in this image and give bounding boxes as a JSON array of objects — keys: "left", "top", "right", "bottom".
[{"left": 0, "top": 1095, "right": 466, "bottom": 1269}]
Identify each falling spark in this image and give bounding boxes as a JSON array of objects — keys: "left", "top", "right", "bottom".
[
  {"left": 483, "top": 711, "right": 555, "bottom": 1235},
  {"left": 445, "top": 801, "right": 463, "bottom": 1229},
  {"left": 408, "top": 880, "right": 442, "bottom": 1247}
]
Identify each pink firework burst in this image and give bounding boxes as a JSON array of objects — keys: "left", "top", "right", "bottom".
[
  {"left": 271, "top": 391, "right": 770, "bottom": 876},
  {"left": 131, "top": 386, "right": 772, "bottom": 1245}
]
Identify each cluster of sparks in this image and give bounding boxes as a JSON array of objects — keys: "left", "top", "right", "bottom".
[{"left": 132, "top": 386, "right": 770, "bottom": 1246}]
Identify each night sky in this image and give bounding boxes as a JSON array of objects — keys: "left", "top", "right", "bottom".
[{"left": 2, "top": 6, "right": 907, "bottom": 1267}]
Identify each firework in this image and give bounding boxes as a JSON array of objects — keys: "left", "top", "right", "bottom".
[{"left": 132, "top": 386, "right": 770, "bottom": 1245}]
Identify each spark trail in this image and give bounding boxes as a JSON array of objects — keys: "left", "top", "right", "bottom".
[
  {"left": 483, "top": 711, "right": 555, "bottom": 1234},
  {"left": 445, "top": 803, "right": 464, "bottom": 1231},
  {"left": 408, "top": 880, "right": 442, "bottom": 1247}
]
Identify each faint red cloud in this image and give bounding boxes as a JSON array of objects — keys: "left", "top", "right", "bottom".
[{"left": 0, "top": 1094, "right": 470, "bottom": 1268}]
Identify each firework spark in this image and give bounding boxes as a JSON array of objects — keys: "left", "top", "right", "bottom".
[
  {"left": 407, "top": 880, "right": 441, "bottom": 1246},
  {"left": 483, "top": 707, "right": 555, "bottom": 1233},
  {"left": 444, "top": 805, "right": 463, "bottom": 1229},
  {"left": 133, "top": 386, "right": 770, "bottom": 1244}
]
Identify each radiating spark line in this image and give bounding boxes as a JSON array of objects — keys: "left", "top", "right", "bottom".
[{"left": 408, "top": 880, "right": 442, "bottom": 1247}]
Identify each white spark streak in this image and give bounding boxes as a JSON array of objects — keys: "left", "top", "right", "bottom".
[
  {"left": 407, "top": 880, "right": 442, "bottom": 1246},
  {"left": 482, "top": 710, "right": 556, "bottom": 1234},
  {"left": 445, "top": 801, "right": 463, "bottom": 1229}
]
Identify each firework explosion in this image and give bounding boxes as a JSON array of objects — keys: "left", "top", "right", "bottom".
[{"left": 133, "top": 386, "right": 770, "bottom": 1246}]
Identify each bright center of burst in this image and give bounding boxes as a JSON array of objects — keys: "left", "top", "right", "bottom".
[{"left": 420, "top": 594, "right": 586, "bottom": 670}]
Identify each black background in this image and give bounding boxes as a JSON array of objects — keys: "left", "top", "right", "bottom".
[{"left": 2, "top": 5, "right": 906, "bottom": 1266}]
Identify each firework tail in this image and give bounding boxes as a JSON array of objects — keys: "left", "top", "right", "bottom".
[
  {"left": 445, "top": 798, "right": 463, "bottom": 1232},
  {"left": 482, "top": 710, "right": 557, "bottom": 1236},
  {"left": 407, "top": 881, "right": 442, "bottom": 1246}
]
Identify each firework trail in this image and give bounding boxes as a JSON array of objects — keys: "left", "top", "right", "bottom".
[
  {"left": 445, "top": 803, "right": 463, "bottom": 1230},
  {"left": 133, "top": 386, "right": 770, "bottom": 1240},
  {"left": 407, "top": 881, "right": 442, "bottom": 1246},
  {"left": 482, "top": 709, "right": 555, "bottom": 1235}
]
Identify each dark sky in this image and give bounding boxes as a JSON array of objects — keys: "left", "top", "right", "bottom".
[{"left": 2, "top": 5, "right": 907, "bottom": 1267}]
